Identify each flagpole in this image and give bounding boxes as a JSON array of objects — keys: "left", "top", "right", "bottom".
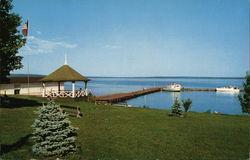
[
  {"left": 27, "top": 19, "right": 30, "bottom": 95},
  {"left": 23, "top": 19, "right": 30, "bottom": 95},
  {"left": 28, "top": 59, "right": 30, "bottom": 95}
]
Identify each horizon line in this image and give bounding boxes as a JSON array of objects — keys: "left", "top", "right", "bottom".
[{"left": 10, "top": 74, "right": 245, "bottom": 79}]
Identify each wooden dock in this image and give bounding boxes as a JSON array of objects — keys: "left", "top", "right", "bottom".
[
  {"left": 95, "top": 86, "right": 243, "bottom": 104},
  {"left": 181, "top": 88, "right": 216, "bottom": 91},
  {"left": 95, "top": 87, "right": 162, "bottom": 104}
]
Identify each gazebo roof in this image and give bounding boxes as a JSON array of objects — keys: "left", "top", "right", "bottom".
[{"left": 40, "top": 65, "right": 90, "bottom": 82}]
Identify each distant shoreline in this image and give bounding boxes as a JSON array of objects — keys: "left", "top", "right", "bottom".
[
  {"left": 10, "top": 74, "right": 244, "bottom": 79},
  {"left": 87, "top": 76, "right": 245, "bottom": 79}
]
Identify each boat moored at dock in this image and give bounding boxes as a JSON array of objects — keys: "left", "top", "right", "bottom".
[
  {"left": 216, "top": 86, "right": 240, "bottom": 92},
  {"left": 163, "top": 83, "right": 182, "bottom": 92}
]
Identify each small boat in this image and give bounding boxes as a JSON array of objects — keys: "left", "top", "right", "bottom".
[
  {"left": 163, "top": 83, "right": 182, "bottom": 92},
  {"left": 216, "top": 86, "right": 240, "bottom": 92}
]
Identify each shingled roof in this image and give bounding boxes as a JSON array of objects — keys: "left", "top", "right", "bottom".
[
  {"left": 0, "top": 75, "right": 45, "bottom": 84},
  {"left": 40, "top": 65, "right": 90, "bottom": 82}
]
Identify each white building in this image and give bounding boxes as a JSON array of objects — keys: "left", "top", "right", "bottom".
[
  {"left": 0, "top": 75, "right": 62, "bottom": 96},
  {"left": 0, "top": 74, "right": 63, "bottom": 96},
  {"left": 0, "top": 64, "right": 90, "bottom": 98}
]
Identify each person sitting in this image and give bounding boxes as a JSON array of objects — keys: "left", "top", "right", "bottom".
[{"left": 76, "top": 107, "right": 82, "bottom": 118}]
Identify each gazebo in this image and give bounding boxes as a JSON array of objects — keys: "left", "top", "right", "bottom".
[{"left": 40, "top": 64, "right": 90, "bottom": 98}]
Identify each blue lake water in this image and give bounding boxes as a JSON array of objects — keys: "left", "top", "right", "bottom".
[{"left": 65, "top": 77, "right": 244, "bottom": 114}]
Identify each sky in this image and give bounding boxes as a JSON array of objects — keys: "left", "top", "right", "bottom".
[{"left": 12, "top": 0, "right": 249, "bottom": 77}]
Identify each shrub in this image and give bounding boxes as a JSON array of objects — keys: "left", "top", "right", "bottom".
[
  {"left": 142, "top": 105, "right": 150, "bottom": 109},
  {"left": 169, "top": 97, "right": 183, "bottom": 117},
  {"left": 204, "top": 109, "right": 212, "bottom": 114},
  {"left": 87, "top": 93, "right": 96, "bottom": 102},
  {"left": 31, "top": 101, "right": 78, "bottom": 156},
  {"left": 182, "top": 98, "right": 192, "bottom": 112},
  {"left": 238, "top": 74, "right": 250, "bottom": 114}
]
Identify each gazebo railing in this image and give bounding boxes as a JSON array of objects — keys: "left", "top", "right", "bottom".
[{"left": 44, "top": 90, "right": 88, "bottom": 98}]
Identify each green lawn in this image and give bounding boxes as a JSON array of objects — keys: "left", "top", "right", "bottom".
[{"left": 0, "top": 95, "right": 249, "bottom": 160}]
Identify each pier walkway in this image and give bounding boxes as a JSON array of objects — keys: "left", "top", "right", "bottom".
[
  {"left": 95, "top": 86, "right": 241, "bottom": 104},
  {"left": 95, "top": 87, "right": 162, "bottom": 104}
]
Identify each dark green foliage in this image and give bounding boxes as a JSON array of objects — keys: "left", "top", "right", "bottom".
[
  {"left": 182, "top": 98, "right": 192, "bottom": 112},
  {"left": 169, "top": 97, "right": 183, "bottom": 117},
  {"left": 142, "top": 105, "right": 150, "bottom": 108},
  {"left": 73, "top": 93, "right": 96, "bottom": 103},
  {"left": 87, "top": 93, "right": 96, "bottom": 102},
  {"left": 204, "top": 109, "right": 212, "bottom": 114},
  {"left": 31, "top": 101, "right": 77, "bottom": 156},
  {"left": 0, "top": 0, "right": 25, "bottom": 83},
  {"left": 238, "top": 74, "right": 250, "bottom": 114}
]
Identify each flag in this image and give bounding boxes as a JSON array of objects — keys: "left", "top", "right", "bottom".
[{"left": 22, "top": 20, "right": 29, "bottom": 36}]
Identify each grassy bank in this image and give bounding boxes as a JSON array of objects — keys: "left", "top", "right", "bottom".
[{"left": 0, "top": 95, "right": 249, "bottom": 160}]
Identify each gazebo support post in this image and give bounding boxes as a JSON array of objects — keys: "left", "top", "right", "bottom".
[
  {"left": 42, "top": 82, "right": 45, "bottom": 97},
  {"left": 58, "top": 82, "right": 61, "bottom": 91},
  {"left": 84, "top": 81, "right": 87, "bottom": 89},
  {"left": 72, "top": 81, "right": 75, "bottom": 98}
]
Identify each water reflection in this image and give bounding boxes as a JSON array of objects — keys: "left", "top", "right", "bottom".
[
  {"left": 170, "top": 92, "right": 181, "bottom": 101},
  {"left": 216, "top": 91, "right": 239, "bottom": 96}
]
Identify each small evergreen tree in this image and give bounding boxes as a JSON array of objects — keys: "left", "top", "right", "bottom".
[
  {"left": 31, "top": 101, "right": 78, "bottom": 156},
  {"left": 182, "top": 98, "right": 192, "bottom": 112},
  {"left": 238, "top": 74, "right": 250, "bottom": 114},
  {"left": 169, "top": 97, "right": 183, "bottom": 117}
]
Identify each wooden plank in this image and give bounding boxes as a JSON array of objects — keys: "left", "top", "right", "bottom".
[{"left": 96, "top": 87, "right": 162, "bottom": 103}]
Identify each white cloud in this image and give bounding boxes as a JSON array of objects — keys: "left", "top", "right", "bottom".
[
  {"left": 36, "top": 31, "right": 42, "bottom": 35},
  {"left": 104, "top": 44, "right": 122, "bottom": 49},
  {"left": 20, "top": 36, "right": 77, "bottom": 55}
]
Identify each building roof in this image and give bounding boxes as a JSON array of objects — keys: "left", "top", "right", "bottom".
[
  {"left": 40, "top": 65, "right": 90, "bottom": 82},
  {"left": 0, "top": 76, "right": 45, "bottom": 84}
]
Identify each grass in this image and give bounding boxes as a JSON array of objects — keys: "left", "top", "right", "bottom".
[{"left": 0, "top": 95, "right": 249, "bottom": 160}]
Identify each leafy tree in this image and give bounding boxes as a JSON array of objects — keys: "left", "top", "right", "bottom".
[
  {"left": 169, "top": 97, "right": 183, "bottom": 117},
  {"left": 32, "top": 101, "right": 78, "bottom": 156},
  {"left": 182, "top": 98, "right": 192, "bottom": 112},
  {"left": 238, "top": 74, "right": 250, "bottom": 114},
  {"left": 0, "top": 0, "right": 25, "bottom": 83}
]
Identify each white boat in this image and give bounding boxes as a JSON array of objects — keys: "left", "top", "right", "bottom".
[
  {"left": 216, "top": 86, "right": 240, "bottom": 92},
  {"left": 163, "top": 83, "right": 182, "bottom": 92}
]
